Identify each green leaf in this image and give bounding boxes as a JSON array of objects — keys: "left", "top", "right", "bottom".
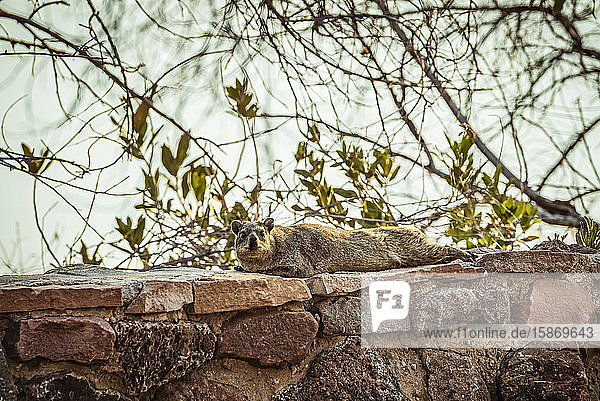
[
  {"left": 133, "top": 100, "right": 150, "bottom": 134},
  {"left": 21, "top": 143, "right": 33, "bottom": 157},
  {"left": 176, "top": 134, "right": 190, "bottom": 165},
  {"left": 182, "top": 171, "right": 190, "bottom": 199},
  {"left": 161, "top": 145, "right": 178, "bottom": 176},
  {"left": 294, "top": 169, "right": 312, "bottom": 178},
  {"left": 80, "top": 241, "right": 102, "bottom": 265},
  {"left": 249, "top": 181, "right": 261, "bottom": 204},
  {"left": 333, "top": 188, "right": 357, "bottom": 198},
  {"left": 295, "top": 142, "right": 307, "bottom": 161},
  {"left": 389, "top": 165, "right": 401, "bottom": 181},
  {"left": 191, "top": 169, "right": 207, "bottom": 201},
  {"left": 308, "top": 124, "right": 320, "bottom": 143},
  {"left": 521, "top": 235, "right": 539, "bottom": 242}
]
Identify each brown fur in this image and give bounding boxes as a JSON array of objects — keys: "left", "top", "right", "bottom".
[{"left": 231, "top": 218, "right": 470, "bottom": 277}]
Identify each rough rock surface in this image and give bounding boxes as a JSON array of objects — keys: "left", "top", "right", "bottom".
[
  {"left": 476, "top": 250, "right": 599, "bottom": 273},
  {"left": 125, "top": 280, "right": 193, "bottom": 314},
  {"left": 0, "top": 265, "right": 215, "bottom": 305},
  {"left": 305, "top": 263, "right": 472, "bottom": 297},
  {"left": 532, "top": 239, "right": 598, "bottom": 254},
  {"left": 305, "top": 273, "right": 363, "bottom": 296},
  {"left": 0, "top": 340, "right": 17, "bottom": 401},
  {"left": 17, "top": 371, "right": 130, "bottom": 401},
  {"left": 217, "top": 311, "right": 318, "bottom": 367},
  {"left": 314, "top": 296, "right": 361, "bottom": 336},
  {"left": 518, "top": 278, "right": 594, "bottom": 324},
  {"left": 499, "top": 349, "right": 588, "bottom": 401},
  {"left": 114, "top": 321, "right": 215, "bottom": 394},
  {"left": 192, "top": 274, "right": 311, "bottom": 314},
  {"left": 3, "top": 316, "right": 115, "bottom": 364},
  {"left": 153, "top": 377, "right": 247, "bottom": 401},
  {"left": 411, "top": 286, "right": 509, "bottom": 331},
  {"left": 0, "top": 285, "right": 122, "bottom": 313},
  {"left": 272, "top": 338, "right": 406, "bottom": 401},
  {"left": 422, "top": 350, "right": 489, "bottom": 401}
]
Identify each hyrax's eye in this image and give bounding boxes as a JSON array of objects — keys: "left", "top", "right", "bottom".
[{"left": 238, "top": 231, "right": 248, "bottom": 238}]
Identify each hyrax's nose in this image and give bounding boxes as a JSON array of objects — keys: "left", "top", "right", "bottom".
[{"left": 248, "top": 234, "right": 258, "bottom": 250}]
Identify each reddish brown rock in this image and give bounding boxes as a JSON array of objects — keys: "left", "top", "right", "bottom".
[
  {"left": 517, "top": 278, "right": 594, "bottom": 324},
  {"left": 422, "top": 350, "right": 489, "bottom": 401},
  {"left": 3, "top": 316, "right": 115, "bottom": 364},
  {"left": 0, "top": 284, "right": 122, "bottom": 313},
  {"left": 115, "top": 321, "right": 216, "bottom": 394},
  {"left": 17, "top": 371, "right": 130, "bottom": 401},
  {"left": 125, "top": 280, "right": 193, "bottom": 314},
  {"left": 475, "top": 251, "right": 599, "bottom": 273},
  {"left": 154, "top": 377, "right": 246, "bottom": 401},
  {"left": 499, "top": 349, "right": 588, "bottom": 401},
  {"left": 217, "top": 311, "right": 318, "bottom": 367},
  {"left": 273, "top": 338, "right": 405, "bottom": 400},
  {"left": 192, "top": 274, "right": 311, "bottom": 314}
]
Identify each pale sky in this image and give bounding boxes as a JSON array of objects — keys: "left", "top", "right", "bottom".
[{"left": 0, "top": 0, "right": 594, "bottom": 274}]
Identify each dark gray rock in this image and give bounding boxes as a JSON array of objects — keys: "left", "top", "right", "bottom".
[
  {"left": 0, "top": 338, "right": 16, "bottom": 401},
  {"left": 272, "top": 337, "right": 406, "bottom": 401},
  {"left": 422, "top": 350, "right": 489, "bottom": 401},
  {"left": 475, "top": 251, "right": 599, "bottom": 273},
  {"left": 17, "top": 371, "right": 129, "bottom": 401},
  {"left": 499, "top": 349, "right": 588, "bottom": 401},
  {"left": 532, "top": 239, "right": 598, "bottom": 254},
  {"left": 314, "top": 296, "right": 361, "bottom": 336},
  {"left": 411, "top": 286, "right": 509, "bottom": 331},
  {"left": 115, "top": 321, "right": 216, "bottom": 394}
]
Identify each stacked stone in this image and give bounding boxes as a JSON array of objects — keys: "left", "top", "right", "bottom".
[{"left": 0, "top": 250, "right": 598, "bottom": 400}]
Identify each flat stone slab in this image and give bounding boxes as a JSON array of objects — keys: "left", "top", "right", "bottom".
[
  {"left": 305, "top": 272, "right": 363, "bottom": 297},
  {"left": 217, "top": 311, "right": 318, "bottom": 367},
  {"left": 125, "top": 280, "right": 193, "bottom": 314},
  {"left": 305, "top": 263, "right": 478, "bottom": 296},
  {"left": 4, "top": 316, "right": 115, "bottom": 364},
  {"left": 0, "top": 284, "right": 122, "bottom": 313},
  {"left": 518, "top": 278, "right": 594, "bottom": 324},
  {"left": 475, "top": 251, "right": 600, "bottom": 273},
  {"left": 192, "top": 273, "right": 311, "bottom": 314},
  {"left": 0, "top": 265, "right": 214, "bottom": 313}
]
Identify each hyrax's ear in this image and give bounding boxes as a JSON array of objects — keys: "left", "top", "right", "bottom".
[
  {"left": 231, "top": 220, "right": 242, "bottom": 235},
  {"left": 263, "top": 217, "right": 274, "bottom": 233}
]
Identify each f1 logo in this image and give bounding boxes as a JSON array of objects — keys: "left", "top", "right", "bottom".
[{"left": 369, "top": 281, "right": 410, "bottom": 332}]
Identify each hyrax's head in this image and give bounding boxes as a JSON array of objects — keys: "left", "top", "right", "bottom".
[{"left": 231, "top": 218, "right": 275, "bottom": 270}]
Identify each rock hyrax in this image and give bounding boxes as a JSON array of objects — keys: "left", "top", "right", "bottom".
[{"left": 231, "top": 218, "right": 470, "bottom": 277}]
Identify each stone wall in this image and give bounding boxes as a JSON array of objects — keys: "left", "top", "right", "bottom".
[{"left": 0, "top": 250, "right": 599, "bottom": 401}]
